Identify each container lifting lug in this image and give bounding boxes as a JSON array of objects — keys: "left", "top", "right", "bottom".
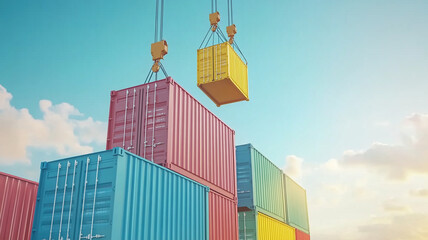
[
  {"left": 151, "top": 40, "right": 168, "bottom": 61},
  {"left": 226, "top": 24, "right": 237, "bottom": 44},
  {"left": 209, "top": 12, "right": 220, "bottom": 32}
]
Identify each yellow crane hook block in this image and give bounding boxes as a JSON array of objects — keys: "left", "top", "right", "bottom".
[
  {"left": 151, "top": 40, "right": 168, "bottom": 61},
  {"left": 197, "top": 42, "right": 249, "bottom": 107}
]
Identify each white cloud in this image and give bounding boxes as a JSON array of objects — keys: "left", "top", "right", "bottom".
[
  {"left": 410, "top": 189, "right": 428, "bottom": 198},
  {"left": 341, "top": 113, "right": 428, "bottom": 180},
  {"left": 283, "top": 155, "right": 303, "bottom": 179},
  {"left": 382, "top": 199, "right": 411, "bottom": 212},
  {"left": 0, "top": 85, "right": 107, "bottom": 166},
  {"left": 359, "top": 214, "right": 428, "bottom": 240},
  {"left": 298, "top": 113, "right": 428, "bottom": 240}
]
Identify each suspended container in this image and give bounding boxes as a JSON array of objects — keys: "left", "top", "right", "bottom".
[
  {"left": 295, "top": 228, "right": 310, "bottom": 240},
  {"left": 0, "top": 172, "right": 38, "bottom": 240},
  {"left": 197, "top": 42, "right": 249, "bottom": 106},
  {"left": 236, "top": 144, "right": 286, "bottom": 222},
  {"left": 106, "top": 77, "right": 237, "bottom": 200},
  {"left": 31, "top": 148, "right": 209, "bottom": 240},
  {"left": 209, "top": 190, "right": 239, "bottom": 240},
  {"left": 284, "top": 174, "right": 310, "bottom": 234},
  {"left": 238, "top": 210, "right": 295, "bottom": 240}
]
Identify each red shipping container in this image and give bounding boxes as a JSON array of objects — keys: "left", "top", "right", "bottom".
[
  {"left": 0, "top": 172, "right": 38, "bottom": 240},
  {"left": 296, "top": 228, "right": 311, "bottom": 240},
  {"left": 106, "top": 77, "right": 237, "bottom": 199},
  {"left": 209, "top": 190, "right": 239, "bottom": 240}
]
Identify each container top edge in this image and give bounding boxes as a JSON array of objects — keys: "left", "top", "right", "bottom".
[
  {"left": 238, "top": 143, "right": 284, "bottom": 173},
  {"left": 41, "top": 147, "right": 210, "bottom": 191},
  {"left": 284, "top": 173, "right": 307, "bottom": 191},
  {"left": 118, "top": 148, "right": 211, "bottom": 191},
  {"left": 111, "top": 76, "right": 236, "bottom": 134},
  {"left": 0, "top": 171, "right": 39, "bottom": 185}
]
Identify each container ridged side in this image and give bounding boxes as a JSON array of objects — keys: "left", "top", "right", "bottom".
[
  {"left": 31, "top": 148, "right": 209, "bottom": 240},
  {"left": 236, "top": 144, "right": 286, "bottom": 222},
  {"left": 0, "top": 172, "right": 38, "bottom": 240},
  {"left": 284, "top": 175, "right": 310, "bottom": 234}
]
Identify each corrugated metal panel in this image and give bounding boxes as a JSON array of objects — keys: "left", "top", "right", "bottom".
[
  {"left": 258, "top": 212, "right": 295, "bottom": 240},
  {"left": 236, "top": 144, "right": 286, "bottom": 222},
  {"left": 238, "top": 210, "right": 295, "bottom": 240},
  {"left": 209, "top": 190, "right": 239, "bottom": 240},
  {"left": 238, "top": 211, "right": 257, "bottom": 240},
  {"left": 32, "top": 148, "right": 209, "bottom": 240},
  {"left": 106, "top": 77, "right": 237, "bottom": 200},
  {"left": 295, "top": 228, "right": 310, "bottom": 240},
  {"left": 197, "top": 42, "right": 249, "bottom": 106},
  {"left": 284, "top": 175, "right": 310, "bottom": 234},
  {"left": 0, "top": 172, "right": 38, "bottom": 240}
]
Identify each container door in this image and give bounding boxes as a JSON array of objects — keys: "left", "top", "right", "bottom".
[
  {"left": 138, "top": 80, "right": 169, "bottom": 164},
  {"left": 238, "top": 211, "right": 257, "bottom": 240},
  {"left": 213, "top": 42, "right": 229, "bottom": 81},
  {"left": 108, "top": 88, "right": 141, "bottom": 154},
  {"left": 32, "top": 154, "right": 117, "bottom": 240},
  {"left": 32, "top": 159, "right": 82, "bottom": 240},
  {"left": 77, "top": 155, "right": 116, "bottom": 240},
  {"left": 197, "top": 46, "right": 214, "bottom": 84}
]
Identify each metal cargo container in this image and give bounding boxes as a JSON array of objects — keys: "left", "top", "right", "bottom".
[
  {"left": 236, "top": 144, "right": 286, "bottom": 222},
  {"left": 209, "top": 190, "right": 239, "bottom": 240},
  {"left": 197, "top": 42, "right": 249, "bottom": 106},
  {"left": 295, "top": 228, "right": 310, "bottom": 240},
  {"left": 238, "top": 210, "right": 295, "bottom": 240},
  {"left": 31, "top": 148, "right": 209, "bottom": 240},
  {"left": 106, "top": 77, "right": 237, "bottom": 200},
  {"left": 284, "top": 175, "right": 310, "bottom": 234},
  {"left": 0, "top": 172, "right": 38, "bottom": 240}
]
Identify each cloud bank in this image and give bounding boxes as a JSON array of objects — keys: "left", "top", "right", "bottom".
[
  {"left": 341, "top": 113, "right": 428, "bottom": 180},
  {"left": 284, "top": 113, "right": 428, "bottom": 240},
  {"left": 0, "top": 85, "right": 107, "bottom": 166}
]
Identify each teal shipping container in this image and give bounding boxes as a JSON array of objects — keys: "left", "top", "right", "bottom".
[
  {"left": 31, "top": 148, "right": 209, "bottom": 240},
  {"left": 284, "top": 175, "right": 310, "bottom": 234},
  {"left": 236, "top": 144, "right": 286, "bottom": 222}
]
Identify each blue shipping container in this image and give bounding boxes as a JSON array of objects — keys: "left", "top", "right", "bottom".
[
  {"left": 32, "top": 148, "right": 209, "bottom": 240},
  {"left": 236, "top": 144, "right": 286, "bottom": 222}
]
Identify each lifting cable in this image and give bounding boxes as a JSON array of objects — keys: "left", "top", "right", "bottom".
[
  {"left": 227, "top": 0, "right": 233, "bottom": 26},
  {"left": 211, "top": 0, "right": 218, "bottom": 13},
  {"left": 154, "top": 0, "right": 165, "bottom": 45},
  {"left": 199, "top": 0, "right": 227, "bottom": 49},
  {"left": 146, "top": 0, "right": 168, "bottom": 84},
  {"left": 226, "top": 0, "right": 248, "bottom": 64}
]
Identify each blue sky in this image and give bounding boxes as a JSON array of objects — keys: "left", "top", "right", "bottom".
[
  {"left": 1, "top": 1, "right": 428, "bottom": 239},
  {"left": 1, "top": 0, "right": 427, "bottom": 169}
]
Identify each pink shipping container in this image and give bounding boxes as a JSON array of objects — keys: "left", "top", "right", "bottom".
[
  {"left": 106, "top": 77, "right": 237, "bottom": 199},
  {"left": 0, "top": 172, "right": 38, "bottom": 240},
  {"left": 296, "top": 228, "right": 311, "bottom": 240},
  {"left": 209, "top": 190, "right": 239, "bottom": 240}
]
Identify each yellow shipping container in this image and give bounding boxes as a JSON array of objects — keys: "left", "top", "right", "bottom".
[
  {"left": 197, "top": 42, "right": 249, "bottom": 106},
  {"left": 258, "top": 212, "right": 295, "bottom": 240}
]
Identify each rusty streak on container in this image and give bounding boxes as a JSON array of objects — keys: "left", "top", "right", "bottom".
[
  {"left": 209, "top": 190, "right": 239, "bottom": 240},
  {"left": 106, "top": 77, "right": 237, "bottom": 200},
  {"left": 0, "top": 172, "right": 38, "bottom": 240}
]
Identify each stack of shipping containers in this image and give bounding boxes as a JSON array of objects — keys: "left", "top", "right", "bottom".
[
  {"left": 105, "top": 77, "right": 239, "bottom": 239},
  {"left": 1, "top": 80, "right": 310, "bottom": 240},
  {"left": 236, "top": 144, "right": 310, "bottom": 240}
]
